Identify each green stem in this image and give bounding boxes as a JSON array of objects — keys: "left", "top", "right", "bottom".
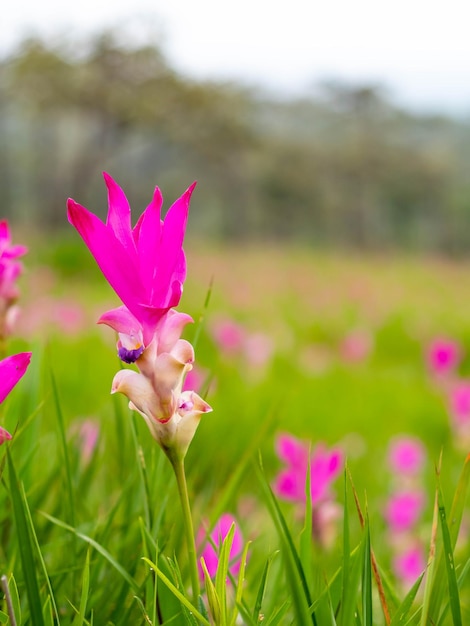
[{"left": 171, "top": 456, "right": 200, "bottom": 605}]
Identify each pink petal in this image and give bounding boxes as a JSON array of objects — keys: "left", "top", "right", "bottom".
[
  {"left": 0, "top": 427, "right": 12, "bottom": 445},
  {"left": 152, "top": 183, "right": 195, "bottom": 307},
  {"left": 134, "top": 186, "right": 163, "bottom": 298},
  {"left": 67, "top": 199, "right": 143, "bottom": 319},
  {"left": 103, "top": 172, "right": 135, "bottom": 251},
  {"left": 156, "top": 309, "right": 194, "bottom": 354},
  {"left": 98, "top": 306, "right": 142, "bottom": 335},
  {"left": 0, "top": 352, "right": 32, "bottom": 404},
  {"left": 275, "top": 433, "right": 309, "bottom": 468}
]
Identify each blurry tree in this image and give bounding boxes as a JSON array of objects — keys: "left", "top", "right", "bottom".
[{"left": 1, "top": 30, "right": 470, "bottom": 252}]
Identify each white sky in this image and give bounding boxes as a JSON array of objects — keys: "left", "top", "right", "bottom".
[{"left": 2, "top": 0, "right": 470, "bottom": 114}]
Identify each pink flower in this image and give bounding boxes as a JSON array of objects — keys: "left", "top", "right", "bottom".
[
  {"left": 0, "top": 221, "right": 27, "bottom": 337},
  {"left": 426, "top": 337, "right": 461, "bottom": 377},
  {"left": 211, "top": 318, "right": 246, "bottom": 355},
  {"left": 393, "top": 544, "right": 426, "bottom": 587},
  {"left": 384, "top": 491, "right": 425, "bottom": 532},
  {"left": 387, "top": 437, "right": 426, "bottom": 475},
  {"left": 449, "top": 380, "right": 470, "bottom": 426},
  {"left": 340, "top": 329, "right": 373, "bottom": 363},
  {"left": 67, "top": 173, "right": 195, "bottom": 347},
  {"left": 198, "top": 514, "right": 244, "bottom": 581},
  {"left": 0, "top": 352, "right": 32, "bottom": 444},
  {"left": 68, "top": 175, "right": 211, "bottom": 459},
  {"left": 273, "top": 433, "right": 342, "bottom": 506}
]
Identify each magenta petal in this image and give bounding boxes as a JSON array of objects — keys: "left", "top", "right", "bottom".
[
  {"left": 0, "top": 352, "right": 32, "bottom": 404},
  {"left": 98, "top": 306, "right": 142, "bottom": 335},
  {"left": 134, "top": 187, "right": 163, "bottom": 298},
  {"left": 152, "top": 183, "right": 195, "bottom": 306},
  {"left": 275, "top": 433, "right": 309, "bottom": 468},
  {"left": 103, "top": 172, "right": 135, "bottom": 251},
  {"left": 67, "top": 199, "right": 143, "bottom": 319},
  {"left": 0, "top": 427, "right": 12, "bottom": 445}
]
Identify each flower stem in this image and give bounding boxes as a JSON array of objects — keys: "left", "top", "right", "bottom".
[{"left": 171, "top": 456, "right": 200, "bottom": 606}]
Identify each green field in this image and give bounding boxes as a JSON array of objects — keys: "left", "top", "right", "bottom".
[{"left": 1, "top": 239, "right": 469, "bottom": 624}]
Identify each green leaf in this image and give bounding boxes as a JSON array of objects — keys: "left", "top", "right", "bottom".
[
  {"left": 252, "top": 552, "right": 279, "bottom": 623},
  {"left": 7, "top": 449, "right": 45, "bottom": 626},
  {"left": 389, "top": 573, "right": 424, "bottom": 626},
  {"left": 421, "top": 453, "right": 470, "bottom": 625},
  {"left": 41, "top": 511, "right": 140, "bottom": 594},
  {"left": 142, "top": 557, "right": 210, "bottom": 625},
  {"left": 255, "top": 458, "right": 316, "bottom": 625},
  {"left": 437, "top": 481, "right": 462, "bottom": 626},
  {"left": 362, "top": 517, "right": 372, "bottom": 626},
  {"left": 72, "top": 548, "right": 90, "bottom": 626}
]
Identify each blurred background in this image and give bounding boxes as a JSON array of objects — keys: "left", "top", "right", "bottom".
[{"left": 2, "top": 0, "right": 470, "bottom": 252}]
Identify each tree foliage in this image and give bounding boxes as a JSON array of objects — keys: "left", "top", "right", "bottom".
[{"left": 1, "top": 30, "right": 470, "bottom": 251}]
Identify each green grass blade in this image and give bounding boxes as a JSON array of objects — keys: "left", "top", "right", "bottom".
[
  {"left": 72, "top": 548, "right": 90, "bottom": 626},
  {"left": 191, "top": 278, "right": 213, "bottom": 352},
  {"left": 142, "top": 557, "right": 210, "bottom": 625},
  {"left": 4, "top": 574, "right": 21, "bottom": 626},
  {"left": 252, "top": 552, "right": 279, "bottom": 622},
  {"left": 49, "top": 367, "right": 76, "bottom": 528},
  {"left": 362, "top": 516, "right": 372, "bottom": 626},
  {"left": 421, "top": 453, "right": 469, "bottom": 625},
  {"left": 214, "top": 522, "right": 235, "bottom": 624},
  {"left": 255, "top": 458, "right": 316, "bottom": 626},
  {"left": 339, "top": 468, "right": 350, "bottom": 626},
  {"left": 20, "top": 482, "right": 61, "bottom": 624},
  {"left": 7, "top": 449, "right": 45, "bottom": 626},
  {"left": 300, "top": 452, "right": 314, "bottom": 593},
  {"left": 437, "top": 481, "right": 462, "bottom": 626},
  {"left": 230, "top": 540, "right": 251, "bottom": 626},
  {"left": 389, "top": 573, "right": 424, "bottom": 626},
  {"left": 41, "top": 511, "right": 140, "bottom": 594}
]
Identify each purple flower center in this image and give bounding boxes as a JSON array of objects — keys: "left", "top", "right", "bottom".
[{"left": 118, "top": 344, "right": 144, "bottom": 364}]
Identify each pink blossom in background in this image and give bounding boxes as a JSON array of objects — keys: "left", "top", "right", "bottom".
[
  {"left": 210, "top": 318, "right": 246, "bottom": 355},
  {"left": 339, "top": 329, "right": 373, "bottom": 363},
  {"left": 0, "top": 352, "right": 32, "bottom": 444},
  {"left": 387, "top": 436, "right": 426, "bottom": 476},
  {"left": 273, "top": 433, "right": 342, "bottom": 506},
  {"left": 19, "top": 297, "right": 87, "bottom": 338},
  {"left": 72, "top": 419, "right": 100, "bottom": 464},
  {"left": 244, "top": 332, "right": 274, "bottom": 368},
  {"left": 0, "top": 220, "right": 27, "bottom": 337},
  {"left": 198, "top": 513, "right": 244, "bottom": 581},
  {"left": 384, "top": 491, "right": 426, "bottom": 532},
  {"left": 448, "top": 380, "right": 470, "bottom": 427},
  {"left": 182, "top": 365, "right": 206, "bottom": 394},
  {"left": 393, "top": 544, "right": 426, "bottom": 588},
  {"left": 426, "top": 337, "right": 461, "bottom": 377}
]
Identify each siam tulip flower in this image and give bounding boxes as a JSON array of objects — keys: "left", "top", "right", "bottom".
[
  {"left": 68, "top": 175, "right": 211, "bottom": 459},
  {"left": 387, "top": 436, "right": 426, "bottom": 476},
  {"left": 67, "top": 172, "right": 195, "bottom": 350},
  {"left": 111, "top": 309, "right": 211, "bottom": 460},
  {"left": 68, "top": 174, "right": 210, "bottom": 603},
  {"left": 0, "top": 221, "right": 28, "bottom": 341},
  {"left": 426, "top": 337, "right": 461, "bottom": 378},
  {"left": 0, "top": 352, "right": 32, "bottom": 444},
  {"left": 384, "top": 490, "right": 426, "bottom": 532},
  {"left": 273, "top": 433, "right": 343, "bottom": 506},
  {"left": 197, "top": 513, "right": 244, "bottom": 581}
]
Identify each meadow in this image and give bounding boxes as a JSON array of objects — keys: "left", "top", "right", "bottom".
[{"left": 1, "top": 230, "right": 469, "bottom": 625}]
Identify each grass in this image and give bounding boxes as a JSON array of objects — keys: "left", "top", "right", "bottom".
[{"left": 1, "top": 240, "right": 470, "bottom": 624}]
